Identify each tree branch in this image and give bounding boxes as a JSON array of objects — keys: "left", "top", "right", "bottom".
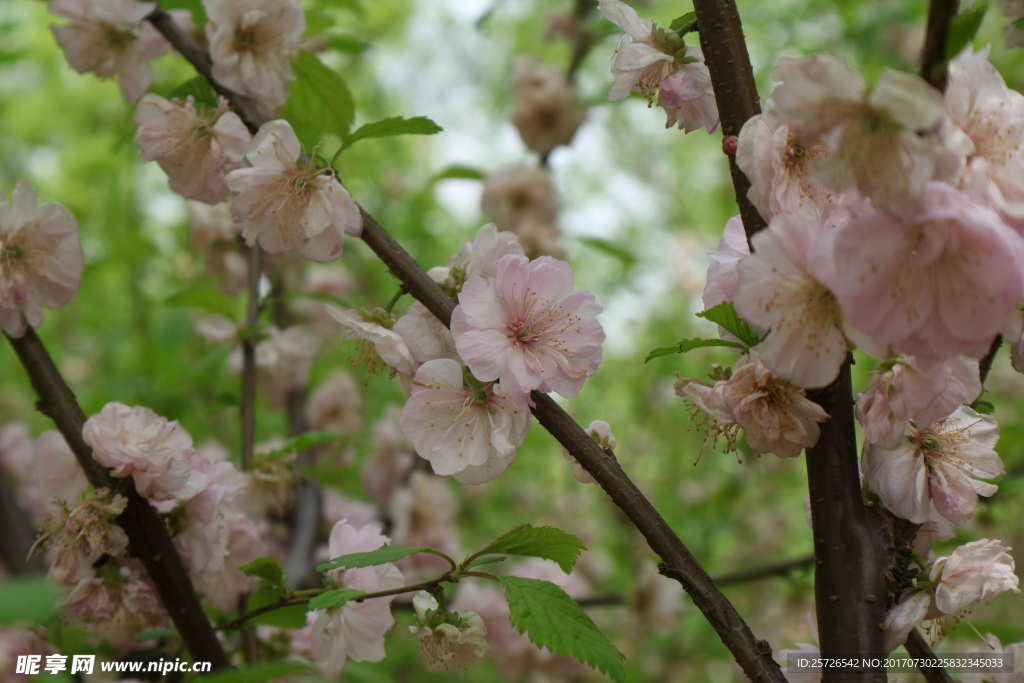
[
  {"left": 905, "top": 629, "right": 955, "bottom": 683},
  {"left": 5, "top": 329, "right": 229, "bottom": 670},
  {"left": 714, "top": 555, "right": 814, "bottom": 587},
  {"left": 805, "top": 361, "right": 888, "bottom": 682},
  {"left": 920, "top": 0, "right": 960, "bottom": 89},
  {"left": 0, "top": 473, "right": 45, "bottom": 575},
  {"left": 148, "top": 11, "right": 786, "bottom": 681}
]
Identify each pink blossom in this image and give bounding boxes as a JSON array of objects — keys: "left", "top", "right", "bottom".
[
  {"left": 394, "top": 302, "right": 460, "bottom": 369},
  {"left": 0, "top": 627, "right": 51, "bottom": 683},
  {"left": 736, "top": 112, "right": 835, "bottom": 221},
  {"left": 64, "top": 561, "right": 167, "bottom": 644},
  {"left": 821, "top": 182, "right": 1024, "bottom": 364},
  {"left": 479, "top": 167, "right": 564, "bottom": 261},
  {"left": 361, "top": 406, "right": 414, "bottom": 507},
  {"left": 511, "top": 58, "right": 587, "bottom": 154},
  {"left": 227, "top": 120, "right": 362, "bottom": 262},
  {"left": 702, "top": 215, "right": 749, "bottom": 311},
  {"left": 325, "top": 306, "right": 416, "bottom": 380},
  {"left": 389, "top": 471, "right": 460, "bottom": 575},
  {"left": 203, "top": 0, "right": 304, "bottom": 116},
  {"left": 657, "top": 48, "right": 719, "bottom": 134},
  {"left": 856, "top": 355, "right": 981, "bottom": 448},
  {"left": 231, "top": 325, "right": 321, "bottom": 408},
  {"left": 133, "top": 95, "right": 252, "bottom": 204},
  {"left": 187, "top": 202, "right": 249, "bottom": 297},
  {"left": 428, "top": 223, "right": 524, "bottom": 294},
  {"left": 307, "top": 368, "right": 363, "bottom": 436},
  {"left": 310, "top": 520, "right": 404, "bottom": 676},
  {"left": 734, "top": 213, "right": 847, "bottom": 389},
  {"left": 28, "top": 431, "right": 88, "bottom": 520},
  {"left": 399, "top": 359, "right": 531, "bottom": 482},
  {"left": 962, "top": 634, "right": 1024, "bottom": 683},
  {"left": 766, "top": 55, "right": 948, "bottom": 209},
  {"left": 882, "top": 590, "right": 932, "bottom": 653},
  {"left": 452, "top": 254, "right": 604, "bottom": 399},
  {"left": 562, "top": 420, "right": 615, "bottom": 484},
  {"left": 82, "top": 402, "right": 203, "bottom": 502},
  {"left": 597, "top": 0, "right": 676, "bottom": 102},
  {"left": 49, "top": 0, "right": 185, "bottom": 101},
  {"left": 932, "top": 539, "right": 1020, "bottom": 615},
  {"left": 863, "top": 405, "right": 1004, "bottom": 525},
  {"left": 0, "top": 180, "right": 84, "bottom": 338},
  {"left": 292, "top": 265, "right": 354, "bottom": 333}
]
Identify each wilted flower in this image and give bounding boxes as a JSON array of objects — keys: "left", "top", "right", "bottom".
[
  {"left": 0, "top": 180, "right": 84, "bottom": 338},
  {"left": 933, "top": 539, "right": 1019, "bottom": 614},
  {"left": 409, "top": 591, "right": 489, "bottom": 671},
  {"left": 227, "top": 120, "right": 362, "bottom": 263},
  {"left": 133, "top": 95, "right": 252, "bottom": 204},
  {"left": 203, "top": 0, "right": 304, "bottom": 116},
  {"left": 452, "top": 254, "right": 605, "bottom": 399}
]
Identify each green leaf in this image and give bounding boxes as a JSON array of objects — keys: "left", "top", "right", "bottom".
[
  {"left": 342, "top": 116, "right": 443, "bottom": 151},
  {"left": 279, "top": 50, "right": 355, "bottom": 142},
  {"left": 199, "top": 661, "right": 318, "bottom": 682},
  {"left": 259, "top": 431, "right": 346, "bottom": 460},
  {"left": 464, "top": 555, "right": 507, "bottom": 569},
  {"left": 645, "top": 338, "right": 748, "bottom": 363},
  {"left": 165, "top": 289, "right": 237, "bottom": 320},
  {"left": 974, "top": 400, "right": 995, "bottom": 415},
  {"left": 945, "top": 2, "right": 988, "bottom": 61},
  {"left": 475, "top": 524, "right": 585, "bottom": 574},
  {"left": 317, "top": 545, "right": 431, "bottom": 572},
  {"left": 1015, "top": 15, "right": 1024, "bottom": 30},
  {"left": 308, "top": 588, "right": 367, "bottom": 611},
  {"left": 575, "top": 236, "right": 636, "bottom": 268},
  {"left": 237, "top": 557, "right": 286, "bottom": 588},
  {"left": 500, "top": 576, "right": 625, "bottom": 682},
  {"left": 696, "top": 302, "right": 760, "bottom": 347},
  {"left": 133, "top": 628, "right": 178, "bottom": 642},
  {"left": 431, "top": 165, "right": 485, "bottom": 182},
  {"left": 167, "top": 76, "right": 218, "bottom": 110},
  {"left": 328, "top": 34, "right": 372, "bottom": 55},
  {"left": 246, "top": 586, "right": 308, "bottom": 629},
  {"left": 160, "top": 0, "right": 207, "bottom": 24},
  {"left": 669, "top": 11, "right": 698, "bottom": 34},
  {"left": 0, "top": 577, "right": 58, "bottom": 624}
]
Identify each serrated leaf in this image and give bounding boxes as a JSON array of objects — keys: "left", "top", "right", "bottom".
[
  {"left": 198, "top": 661, "right": 317, "bottom": 682},
  {"left": 342, "top": 116, "right": 443, "bottom": 151},
  {"left": 308, "top": 588, "right": 367, "bottom": 611},
  {"left": 696, "top": 302, "right": 760, "bottom": 347},
  {"left": 669, "top": 11, "right": 697, "bottom": 34},
  {"left": 237, "top": 557, "right": 286, "bottom": 588},
  {"left": 165, "top": 289, "right": 237, "bottom": 319},
  {"left": 465, "top": 555, "right": 507, "bottom": 569},
  {"left": 945, "top": 2, "right": 988, "bottom": 61},
  {"left": 575, "top": 236, "right": 636, "bottom": 268},
  {"left": 475, "top": 524, "right": 585, "bottom": 574},
  {"left": 167, "top": 76, "right": 218, "bottom": 109},
  {"left": 0, "top": 577, "right": 57, "bottom": 624},
  {"left": 260, "top": 431, "right": 345, "bottom": 460},
  {"left": 279, "top": 50, "right": 355, "bottom": 141},
  {"left": 500, "top": 576, "right": 625, "bottom": 682},
  {"left": 645, "top": 338, "right": 748, "bottom": 363},
  {"left": 317, "top": 545, "right": 430, "bottom": 572}
]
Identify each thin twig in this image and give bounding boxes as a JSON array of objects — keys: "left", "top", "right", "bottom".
[
  {"left": 920, "top": 0, "right": 960, "bottom": 89},
  {"left": 905, "top": 629, "right": 955, "bottom": 683},
  {"left": 0, "top": 473, "right": 45, "bottom": 575},
  {"left": 240, "top": 245, "right": 263, "bottom": 471},
  {"left": 5, "top": 329, "right": 229, "bottom": 669},
  {"left": 148, "top": 11, "right": 786, "bottom": 682},
  {"left": 715, "top": 555, "right": 814, "bottom": 587}
]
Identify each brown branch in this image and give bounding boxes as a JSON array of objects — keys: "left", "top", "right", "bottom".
[
  {"left": 805, "top": 361, "right": 888, "bottom": 682},
  {"left": 240, "top": 246, "right": 263, "bottom": 471},
  {"left": 691, "top": 0, "right": 767, "bottom": 242},
  {"left": 0, "top": 473, "right": 45, "bottom": 575},
  {"left": 5, "top": 329, "right": 229, "bottom": 670},
  {"left": 904, "top": 629, "right": 955, "bottom": 683},
  {"left": 148, "top": 11, "right": 785, "bottom": 681},
  {"left": 977, "top": 335, "right": 1002, "bottom": 388},
  {"left": 920, "top": 0, "right": 960, "bottom": 89},
  {"left": 714, "top": 555, "right": 814, "bottom": 587}
]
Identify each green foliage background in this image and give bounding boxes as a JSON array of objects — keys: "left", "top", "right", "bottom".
[{"left": 2, "top": 0, "right": 1024, "bottom": 680}]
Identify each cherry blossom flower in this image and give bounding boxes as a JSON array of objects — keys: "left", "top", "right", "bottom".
[
  {"left": 399, "top": 359, "right": 531, "bottom": 483},
  {"left": 736, "top": 112, "right": 835, "bottom": 221},
  {"left": 863, "top": 405, "right": 1003, "bottom": 525},
  {"left": 962, "top": 634, "right": 1024, "bottom": 683},
  {"left": 511, "top": 58, "right": 587, "bottom": 155},
  {"left": 226, "top": 120, "right": 362, "bottom": 263},
  {"left": 187, "top": 202, "right": 249, "bottom": 297},
  {"left": 307, "top": 368, "right": 363, "bottom": 436},
  {"left": 409, "top": 591, "right": 489, "bottom": 671},
  {"left": 562, "top": 420, "right": 615, "bottom": 484},
  {"left": 734, "top": 213, "right": 847, "bottom": 389},
  {"left": 202, "top": 0, "right": 304, "bottom": 116},
  {"left": 394, "top": 302, "right": 460, "bottom": 370},
  {"left": 0, "top": 180, "right": 84, "bottom": 338},
  {"left": 932, "top": 539, "right": 1019, "bottom": 615},
  {"left": 48, "top": 0, "right": 185, "bottom": 102},
  {"left": 64, "top": 560, "right": 167, "bottom": 644},
  {"left": 658, "top": 47, "right": 719, "bottom": 134},
  {"left": 427, "top": 223, "right": 524, "bottom": 294},
  {"left": 702, "top": 215, "right": 749, "bottom": 311},
  {"left": 597, "top": 0, "right": 677, "bottom": 102},
  {"left": 675, "top": 354, "right": 828, "bottom": 458},
  {"left": 882, "top": 590, "right": 933, "bottom": 653},
  {"left": 230, "top": 325, "right": 321, "bottom": 408},
  {"left": 452, "top": 254, "right": 604, "bottom": 399},
  {"left": 362, "top": 407, "right": 414, "bottom": 506},
  {"left": 817, "top": 181, "right": 1024, "bottom": 365},
  {"left": 83, "top": 402, "right": 204, "bottom": 502},
  {"left": 325, "top": 306, "right": 416, "bottom": 380},
  {"left": 310, "top": 520, "right": 404, "bottom": 676},
  {"left": 766, "top": 55, "right": 948, "bottom": 209},
  {"left": 389, "top": 471, "right": 460, "bottom": 575},
  {"left": 0, "top": 627, "right": 51, "bottom": 683},
  {"left": 133, "top": 95, "right": 252, "bottom": 205},
  {"left": 856, "top": 354, "right": 981, "bottom": 448},
  {"left": 480, "top": 167, "right": 560, "bottom": 255}
]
